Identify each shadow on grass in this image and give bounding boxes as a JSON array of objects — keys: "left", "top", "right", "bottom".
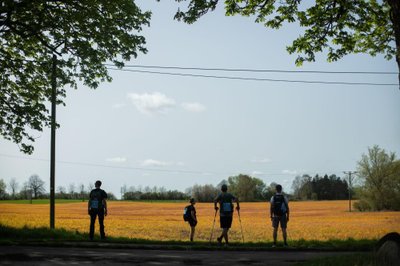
[
  {"left": 0, "top": 223, "right": 377, "bottom": 251},
  {"left": 295, "top": 252, "right": 396, "bottom": 266}
]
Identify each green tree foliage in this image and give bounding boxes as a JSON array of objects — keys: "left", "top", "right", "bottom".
[
  {"left": 123, "top": 186, "right": 188, "bottom": 201},
  {"left": 8, "top": 178, "right": 18, "bottom": 199},
  {"left": 27, "top": 174, "right": 45, "bottom": 199},
  {"left": 291, "top": 174, "right": 348, "bottom": 200},
  {"left": 227, "top": 174, "right": 266, "bottom": 201},
  {"left": 356, "top": 145, "right": 400, "bottom": 211},
  {"left": 263, "top": 182, "right": 278, "bottom": 199},
  {"left": 0, "top": 0, "right": 151, "bottom": 153},
  {"left": 0, "top": 178, "right": 7, "bottom": 199},
  {"left": 189, "top": 184, "right": 219, "bottom": 202},
  {"left": 174, "top": 0, "right": 399, "bottom": 82},
  {"left": 291, "top": 174, "right": 313, "bottom": 200}
]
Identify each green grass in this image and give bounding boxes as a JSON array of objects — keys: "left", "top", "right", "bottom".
[
  {"left": 123, "top": 200, "right": 188, "bottom": 203},
  {"left": 0, "top": 199, "right": 189, "bottom": 204},
  {"left": 0, "top": 199, "right": 84, "bottom": 204},
  {"left": 295, "top": 253, "right": 396, "bottom": 266},
  {"left": 0, "top": 223, "right": 378, "bottom": 251}
]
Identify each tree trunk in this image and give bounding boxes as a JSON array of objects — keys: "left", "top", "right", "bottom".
[{"left": 387, "top": 0, "right": 400, "bottom": 88}]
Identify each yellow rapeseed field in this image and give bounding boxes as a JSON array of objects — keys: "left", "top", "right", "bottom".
[{"left": 1, "top": 200, "right": 399, "bottom": 242}]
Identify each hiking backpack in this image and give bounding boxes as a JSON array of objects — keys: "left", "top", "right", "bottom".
[
  {"left": 183, "top": 205, "right": 191, "bottom": 221},
  {"left": 272, "top": 194, "right": 287, "bottom": 216},
  {"left": 220, "top": 194, "right": 233, "bottom": 212},
  {"left": 90, "top": 189, "right": 102, "bottom": 209}
]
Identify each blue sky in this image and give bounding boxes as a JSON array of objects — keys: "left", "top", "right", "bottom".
[{"left": 0, "top": 1, "right": 399, "bottom": 198}]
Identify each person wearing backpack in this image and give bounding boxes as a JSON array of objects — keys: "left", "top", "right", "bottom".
[
  {"left": 183, "top": 198, "right": 197, "bottom": 241},
  {"left": 88, "top": 180, "right": 108, "bottom": 240},
  {"left": 270, "top": 184, "right": 289, "bottom": 247},
  {"left": 214, "top": 184, "right": 240, "bottom": 246}
]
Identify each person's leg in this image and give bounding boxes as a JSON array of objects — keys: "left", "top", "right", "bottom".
[
  {"left": 190, "top": 226, "right": 195, "bottom": 241},
  {"left": 89, "top": 211, "right": 97, "bottom": 240},
  {"left": 272, "top": 216, "right": 279, "bottom": 246},
  {"left": 273, "top": 227, "right": 278, "bottom": 245},
  {"left": 98, "top": 211, "right": 105, "bottom": 239},
  {"left": 281, "top": 216, "right": 288, "bottom": 245},
  {"left": 224, "top": 216, "right": 232, "bottom": 244},
  {"left": 223, "top": 228, "right": 229, "bottom": 244},
  {"left": 282, "top": 228, "right": 287, "bottom": 245},
  {"left": 218, "top": 216, "right": 226, "bottom": 244}
]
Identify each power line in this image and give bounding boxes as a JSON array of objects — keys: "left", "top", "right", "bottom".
[
  {"left": 0, "top": 153, "right": 221, "bottom": 175},
  {"left": 106, "top": 68, "right": 397, "bottom": 86},
  {"left": 0, "top": 153, "right": 352, "bottom": 177},
  {"left": 104, "top": 63, "right": 397, "bottom": 75}
]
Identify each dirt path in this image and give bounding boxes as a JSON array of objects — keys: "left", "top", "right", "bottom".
[{"left": 0, "top": 245, "right": 358, "bottom": 265}]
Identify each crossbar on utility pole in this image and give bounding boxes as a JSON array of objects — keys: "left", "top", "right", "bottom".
[
  {"left": 50, "top": 54, "right": 57, "bottom": 229},
  {"left": 343, "top": 171, "right": 357, "bottom": 212}
]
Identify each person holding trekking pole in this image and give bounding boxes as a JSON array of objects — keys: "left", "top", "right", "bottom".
[
  {"left": 270, "top": 184, "right": 289, "bottom": 247},
  {"left": 88, "top": 180, "right": 108, "bottom": 241},
  {"left": 214, "top": 184, "right": 240, "bottom": 246}
]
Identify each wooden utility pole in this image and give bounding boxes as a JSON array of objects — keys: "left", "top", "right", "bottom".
[
  {"left": 343, "top": 171, "right": 357, "bottom": 212},
  {"left": 50, "top": 54, "right": 57, "bottom": 229}
]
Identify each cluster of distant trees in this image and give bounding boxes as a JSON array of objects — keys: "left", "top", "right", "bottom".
[
  {"left": 186, "top": 174, "right": 350, "bottom": 203},
  {"left": 2, "top": 146, "right": 398, "bottom": 212},
  {"left": 121, "top": 185, "right": 187, "bottom": 201},
  {"left": 0, "top": 175, "right": 116, "bottom": 200},
  {"left": 0, "top": 175, "right": 47, "bottom": 200},
  {"left": 291, "top": 174, "right": 349, "bottom": 201}
]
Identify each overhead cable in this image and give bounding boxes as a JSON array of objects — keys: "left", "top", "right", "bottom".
[
  {"left": 104, "top": 63, "right": 396, "bottom": 75},
  {"left": 106, "top": 68, "right": 397, "bottom": 86}
]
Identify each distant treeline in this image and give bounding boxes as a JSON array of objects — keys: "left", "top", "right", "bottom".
[
  {"left": 121, "top": 185, "right": 187, "bottom": 201},
  {"left": 0, "top": 175, "right": 117, "bottom": 200},
  {"left": 2, "top": 146, "right": 399, "bottom": 212},
  {"left": 1, "top": 173, "right": 349, "bottom": 202},
  {"left": 291, "top": 174, "right": 349, "bottom": 200},
  {"left": 119, "top": 173, "right": 351, "bottom": 203}
]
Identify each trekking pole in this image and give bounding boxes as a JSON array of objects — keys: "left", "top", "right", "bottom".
[
  {"left": 209, "top": 209, "right": 217, "bottom": 243},
  {"left": 237, "top": 210, "right": 245, "bottom": 244}
]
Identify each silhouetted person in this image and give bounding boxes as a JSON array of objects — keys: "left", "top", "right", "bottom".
[
  {"left": 88, "top": 180, "right": 108, "bottom": 240},
  {"left": 214, "top": 184, "right": 240, "bottom": 246},
  {"left": 270, "top": 184, "right": 289, "bottom": 247},
  {"left": 184, "top": 198, "right": 197, "bottom": 241}
]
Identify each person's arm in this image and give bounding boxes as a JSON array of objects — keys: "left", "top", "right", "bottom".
[
  {"left": 191, "top": 209, "right": 196, "bottom": 221},
  {"left": 103, "top": 198, "right": 108, "bottom": 216},
  {"left": 102, "top": 190, "right": 108, "bottom": 216},
  {"left": 270, "top": 197, "right": 274, "bottom": 220},
  {"left": 88, "top": 192, "right": 91, "bottom": 215},
  {"left": 214, "top": 195, "right": 219, "bottom": 211},
  {"left": 285, "top": 197, "right": 289, "bottom": 222},
  {"left": 234, "top": 197, "right": 240, "bottom": 211}
]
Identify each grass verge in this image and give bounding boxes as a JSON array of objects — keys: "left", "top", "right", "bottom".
[
  {"left": 0, "top": 199, "right": 84, "bottom": 204},
  {"left": 295, "top": 252, "right": 396, "bottom": 266},
  {"left": 0, "top": 224, "right": 377, "bottom": 251}
]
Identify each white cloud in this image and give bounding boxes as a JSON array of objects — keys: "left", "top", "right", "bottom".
[
  {"left": 112, "top": 103, "right": 126, "bottom": 109},
  {"left": 106, "top": 157, "right": 127, "bottom": 163},
  {"left": 141, "top": 159, "right": 169, "bottom": 167},
  {"left": 140, "top": 159, "right": 185, "bottom": 167},
  {"left": 282, "top": 169, "right": 298, "bottom": 175},
  {"left": 181, "top": 102, "right": 206, "bottom": 112},
  {"left": 127, "top": 92, "right": 176, "bottom": 114},
  {"left": 251, "top": 158, "right": 272, "bottom": 163},
  {"left": 251, "top": 170, "right": 264, "bottom": 176}
]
